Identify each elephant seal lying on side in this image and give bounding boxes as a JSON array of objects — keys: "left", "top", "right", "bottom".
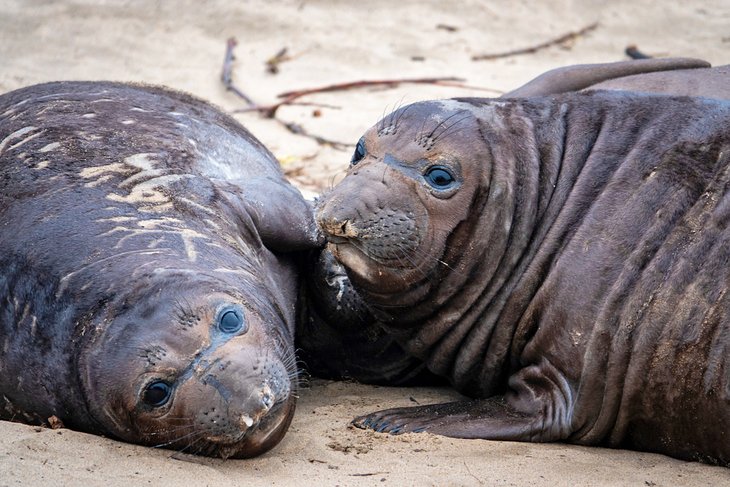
[{"left": 0, "top": 81, "right": 322, "bottom": 458}]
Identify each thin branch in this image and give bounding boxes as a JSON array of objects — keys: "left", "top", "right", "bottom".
[
  {"left": 234, "top": 77, "right": 502, "bottom": 118},
  {"left": 277, "top": 77, "right": 465, "bottom": 98},
  {"left": 220, "top": 39, "right": 486, "bottom": 150},
  {"left": 472, "top": 22, "right": 599, "bottom": 61},
  {"left": 266, "top": 47, "right": 290, "bottom": 74},
  {"left": 277, "top": 119, "right": 352, "bottom": 151},
  {"left": 221, "top": 37, "right": 256, "bottom": 106},
  {"left": 625, "top": 44, "right": 652, "bottom": 59}
]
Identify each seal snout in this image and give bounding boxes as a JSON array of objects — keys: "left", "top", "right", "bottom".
[
  {"left": 238, "top": 382, "right": 276, "bottom": 429},
  {"left": 323, "top": 217, "right": 358, "bottom": 239},
  {"left": 317, "top": 198, "right": 360, "bottom": 240}
]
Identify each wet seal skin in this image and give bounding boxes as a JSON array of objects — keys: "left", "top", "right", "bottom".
[
  {"left": 0, "top": 81, "right": 322, "bottom": 458},
  {"left": 317, "top": 92, "right": 730, "bottom": 466}
]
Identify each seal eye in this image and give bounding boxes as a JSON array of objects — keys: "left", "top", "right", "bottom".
[
  {"left": 142, "top": 380, "right": 172, "bottom": 407},
  {"left": 424, "top": 166, "right": 456, "bottom": 189},
  {"left": 219, "top": 308, "right": 246, "bottom": 334},
  {"left": 351, "top": 137, "right": 366, "bottom": 165}
]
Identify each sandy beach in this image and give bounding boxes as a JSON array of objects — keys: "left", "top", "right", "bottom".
[{"left": 1, "top": 1, "right": 729, "bottom": 485}]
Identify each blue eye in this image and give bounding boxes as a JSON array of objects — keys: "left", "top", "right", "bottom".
[
  {"left": 219, "top": 308, "right": 246, "bottom": 334},
  {"left": 351, "top": 137, "right": 366, "bottom": 165},
  {"left": 424, "top": 166, "right": 456, "bottom": 189},
  {"left": 142, "top": 380, "right": 172, "bottom": 407}
]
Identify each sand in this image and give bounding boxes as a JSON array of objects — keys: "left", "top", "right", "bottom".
[{"left": 1, "top": 1, "right": 729, "bottom": 485}]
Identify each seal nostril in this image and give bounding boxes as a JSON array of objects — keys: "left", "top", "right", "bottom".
[
  {"left": 338, "top": 220, "right": 358, "bottom": 238},
  {"left": 261, "top": 383, "right": 275, "bottom": 410},
  {"left": 262, "top": 391, "right": 275, "bottom": 410}
]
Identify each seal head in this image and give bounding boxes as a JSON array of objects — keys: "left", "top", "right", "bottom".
[{"left": 318, "top": 101, "right": 488, "bottom": 305}]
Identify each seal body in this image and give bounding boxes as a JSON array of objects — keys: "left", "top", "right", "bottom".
[
  {"left": 300, "top": 59, "right": 730, "bottom": 388},
  {"left": 0, "top": 81, "right": 321, "bottom": 458},
  {"left": 317, "top": 92, "right": 730, "bottom": 465}
]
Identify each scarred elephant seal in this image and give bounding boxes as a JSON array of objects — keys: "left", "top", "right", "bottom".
[
  {"left": 0, "top": 81, "right": 322, "bottom": 458},
  {"left": 316, "top": 92, "right": 730, "bottom": 466}
]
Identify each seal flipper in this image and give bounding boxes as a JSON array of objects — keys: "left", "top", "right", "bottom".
[
  {"left": 216, "top": 177, "right": 325, "bottom": 252},
  {"left": 353, "top": 364, "right": 573, "bottom": 441},
  {"left": 503, "top": 57, "right": 710, "bottom": 98},
  {"left": 352, "top": 398, "right": 537, "bottom": 439},
  {"left": 352, "top": 396, "right": 570, "bottom": 441}
]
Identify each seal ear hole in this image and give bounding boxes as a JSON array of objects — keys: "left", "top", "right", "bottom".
[
  {"left": 424, "top": 165, "right": 457, "bottom": 190},
  {"left": 218, "top": 307, "right": 247, "bottom": 334},
  {"left": 142, "top": 380, "right": 173, "bottom": 408},
  {"left": 351, "top": 137, "right": 366, "bottom": 165}
]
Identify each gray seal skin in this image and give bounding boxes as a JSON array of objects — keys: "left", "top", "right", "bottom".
[
  {"left": 0, "top": 81, "right": 321, "bottom": 458},
  {"left": 316, "top": 92, "right": 730, "bottom": 465}
]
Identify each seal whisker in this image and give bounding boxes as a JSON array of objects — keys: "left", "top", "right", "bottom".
[
  {"left": 378, "top": 103, "right": 390, "bottom": 133},
  {"left": 432, "top": 114, "right": 472, "bottom": 143},
  {"left": 416, "top": 114, "right": 430, "bottom": 143},
  {"left": 152, "top": 428, "right": 206, "bottom": 449},
  {"left": 393, "top": 244, "right": 436, "bottom": 280},
  {"left": 392, "top": 100, "right": 412, "bottom": 133},
  {"left": 173, "top": 433, "right": 208, "bottom": 457},
  {"left": 426, "top": 111, "right": 468, "bottom": 140},
  {"left": 145, "top": 424, "right": 196, "bottom": 436}
]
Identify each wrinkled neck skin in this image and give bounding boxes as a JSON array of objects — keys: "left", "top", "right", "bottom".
[{"left": 320, "top": 97, "right": 616, "bottom": 396}]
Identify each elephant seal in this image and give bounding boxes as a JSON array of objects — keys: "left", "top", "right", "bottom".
[
  {"left": 316, "top": 92, "right": 730, "bottom": 465},
  {"left": 299, "top": 58, "right": 730, "bottom": 388},
  {"left": 504, "top": 58, "right": 730, "bottom": 100},
  {"left": 0, "top": 81, "right": 321, "bottom": 458}
]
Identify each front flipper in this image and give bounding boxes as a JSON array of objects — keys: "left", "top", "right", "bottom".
[
  {"left": 352, "top": 397, "right": 562, "bottom": 441},
  {"left": 215, "top": 177, "right": 325, "bottom": 252},
  {"left": 353, "top": 363, "right": 575, "bottom": 441}
]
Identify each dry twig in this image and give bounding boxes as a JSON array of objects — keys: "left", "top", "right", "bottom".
[
  {"left": 472, "top": 22, "right": 599, "bottom": 61},
  {"left": 277, "top": 77, "right": 464, "bottom": 98},
  {"left": 220, "top": 39, "right": 497, "bottom": 150},
  {"left": 234, "top": 77, "right": 499, "bottom": 118},
  {"left": 625, "top": 45, "right": 652, "bottom": 59},
  {"left": 266, "top": 47, "right": 290, "bottom": 74},
  {"left": 221, "top": 37, "right": 256, "bottom": 106}
]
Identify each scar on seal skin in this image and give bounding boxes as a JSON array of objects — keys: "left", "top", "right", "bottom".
[
  {"left": 0, "top": 81, "right": 322, "bottom": 458},
  {"left": 316, "top": 80, "right": 730, "bottom": 465}
]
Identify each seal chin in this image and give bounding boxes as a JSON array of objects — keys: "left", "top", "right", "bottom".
[
  {"left": 328, "top": 241, "right": 407, "bottom": 295},
  {"left": 200, "top": 394, "right": 296, "bottom": 459}
]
